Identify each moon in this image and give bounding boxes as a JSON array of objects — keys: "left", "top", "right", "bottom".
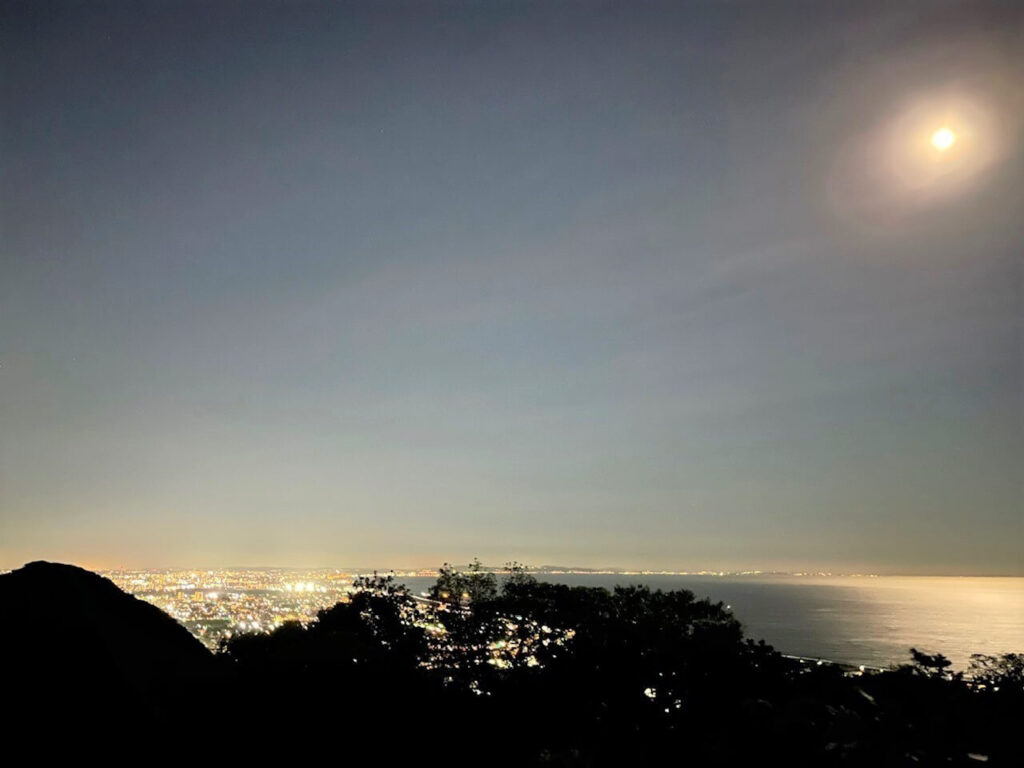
[{"left": 931, "top": 128, "right": 956, "bottom": 151}]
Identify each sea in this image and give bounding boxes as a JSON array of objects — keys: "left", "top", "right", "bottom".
[{"left": 394, "top": 574, "right": 1024, "bottom": 671}]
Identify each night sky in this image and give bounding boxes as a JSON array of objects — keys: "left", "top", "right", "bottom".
[{"left": 2, "top": 1, "right": 1021, "bottom": 573}]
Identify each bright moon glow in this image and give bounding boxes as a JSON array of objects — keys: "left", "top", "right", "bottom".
[
  {"left": 931, "top": 127, "right": 956, "bottom": 151},
  {"left": 828, "top": 88, "right": 1009, "bottom": 225}
]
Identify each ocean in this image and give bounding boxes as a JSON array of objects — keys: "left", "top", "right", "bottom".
[{"left": 395, "top": 574, "right": 1024, "bottom": 671}]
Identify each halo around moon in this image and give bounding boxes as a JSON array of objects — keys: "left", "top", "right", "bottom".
[{"left": 827, "top": 87, "right": 1009, "bottom": 230}]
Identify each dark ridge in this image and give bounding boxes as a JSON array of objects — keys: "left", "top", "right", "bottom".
[{"left": 0, "top": 561, "right": 216, "bottom": 733}]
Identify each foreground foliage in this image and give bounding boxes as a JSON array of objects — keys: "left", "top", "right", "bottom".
[{"left": 217, "top": 563, "right": 1023, "bottom": 766}]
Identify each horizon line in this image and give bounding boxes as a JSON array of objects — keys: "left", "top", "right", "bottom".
[{"left": 4, "top": 559, "right": 1022, "bottom": 579}]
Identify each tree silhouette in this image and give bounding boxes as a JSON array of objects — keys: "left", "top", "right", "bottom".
[
  {"left": 906, "top": 647, "right": 959, "bottom": 680},
  {"left": 429, "top": 558, "right": 498, "bottom": 606},
  {"left": 968, "top": 653, "right": 1024, "bottom": 693}
]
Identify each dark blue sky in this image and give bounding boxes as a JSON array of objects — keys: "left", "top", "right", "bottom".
[{"left": 2, "top": 1, "right": 1021, "bottom": 573}]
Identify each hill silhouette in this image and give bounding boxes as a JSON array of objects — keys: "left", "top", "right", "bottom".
[{"left": 0, "top": 561, "right": 216, "bottom": 740}]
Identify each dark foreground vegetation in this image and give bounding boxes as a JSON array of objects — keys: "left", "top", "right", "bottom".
[{"left": 2, "top": 561, "right": 1021, "bottom": 765}]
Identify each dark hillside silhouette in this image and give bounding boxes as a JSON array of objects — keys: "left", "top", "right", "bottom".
[{"left": 0, "top": 561, "right": 216, "bottom": 741}]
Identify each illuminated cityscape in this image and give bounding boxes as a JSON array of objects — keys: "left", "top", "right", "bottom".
[
  {"left": 98, "top": 567, "right": 872, "bottom": 648},
  {"left": 95, "top": 567, "right": 578, "bottom": 673},
  {"left": 4, "top": 565, "right": 884, "bottom": 652},
  {"left": 99, "top": 567, "right": 433, "bottom": 649},
  {"left": 91, "top": 567, "right": 584, "bottom": 660}
]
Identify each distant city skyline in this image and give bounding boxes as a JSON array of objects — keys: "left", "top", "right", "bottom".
[
  {"left": 11, "top": 558, "right": 1018, "bottom": 579},
  {"left": 2, "top": 2, "right": 1022, "bottom": 575}
]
